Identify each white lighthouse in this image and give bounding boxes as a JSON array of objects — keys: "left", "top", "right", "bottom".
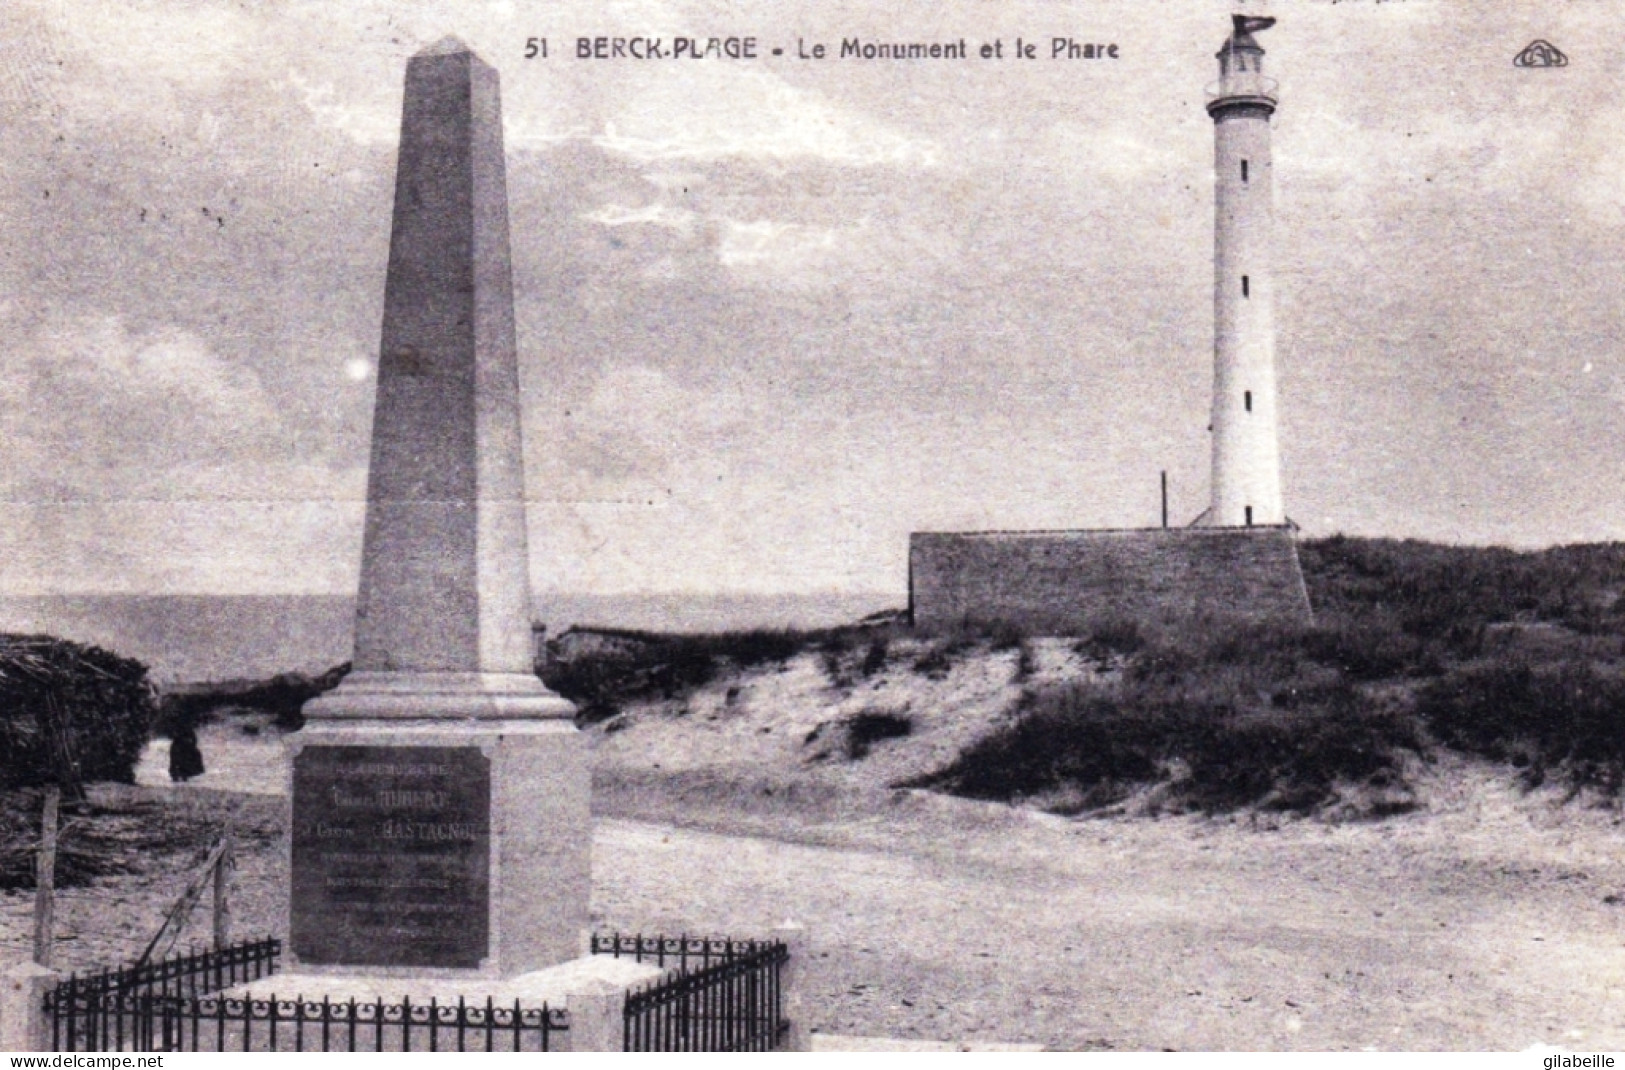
[
  {"left": 908, "top": 13, "right": 1313, "bottom": 633},
  {"left": 1206, "top": 15, "right": 1283, "bottom": 528}
]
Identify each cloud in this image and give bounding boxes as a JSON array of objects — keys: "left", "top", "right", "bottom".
[
  {"left": 1043, "top": 119, "right": 1183, "bottom": 182},
  {"left": 286, "top": 70, "right": 401, "bottom": 147},
  {"left": 0, "top": 499, "right": 365, "bottom": 594},
  {"left": 0, "top": 316, "right": 304, "bottom": 501},
  {"left": 581, "top": 199, "right": 698, "bottom": 234},
  {"left": 11, "top": 0, "right": 1625, "bottom": 601},
  {"left": 243, "top": 0, "right": 941, "bottom": 169},
  {"left": 718, "top": 218, "right": 842, "bottom": 275},
  {"left": 541, "top": 362, "right": 754, "bottom": 495},
  {"left": 11, "top": 0, "right": 261, "bottom": 129},
  {"left": 582, "top": 69, "right": 938, "bottom": 166},
  {"left": 39, "top": 316, "right": 275, "bottom": 421},
  {"left": 0, "top": 312, "right": 367, "bottom": 591},
  {"left": 1569, "top": 101, "right": 1625, "bottom": 227}
]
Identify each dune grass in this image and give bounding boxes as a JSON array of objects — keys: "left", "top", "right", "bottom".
[
  {"left": 915, "top": 619, "right": 1427, "bottom": 815},
  {"left": 138, "top": 537, "right": 1625, "bottom": 819},
  {"left": 542, "top": 624, "right": 888, "bottom": 722},
  {"left": 921, "top": 537, "right": 1625, "bottom": 815}
]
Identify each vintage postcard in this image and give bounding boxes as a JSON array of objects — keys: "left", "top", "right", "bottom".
[{"left": 1, "top": 0, "right": 1621, "bottom": 1055}]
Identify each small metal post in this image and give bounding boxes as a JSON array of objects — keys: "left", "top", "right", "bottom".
[
  {"left": 1161, "top": 470, "right": 1169, "bottom": 530},
  {"left": 33, "top": 786, "right": 59, "bottom": 968}
]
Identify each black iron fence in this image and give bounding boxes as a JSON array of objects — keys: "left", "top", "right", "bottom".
[
  {"left": 45, "top": 937, "right": 280, "bottom": 1049},
  {"left": 595, "top": 933, "right": 789, "bottom": 1052},
  {"left": 45, "top": 932, "right": 792, "bottom": 1052},
  {"left": 590, "top": 932, "right": 778, "bottom": 972},
  {"left": 43, "top": 938, "right": 566, "bottom": 1052},
  {"left": 58, "top": 992, "right": 568, "bottom": 1052}
]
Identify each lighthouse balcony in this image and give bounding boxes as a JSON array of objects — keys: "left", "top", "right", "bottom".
[{"left": 1205, "top": 73, "right": 1278, "bottom": 110}]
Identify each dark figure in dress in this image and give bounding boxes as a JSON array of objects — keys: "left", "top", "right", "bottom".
[{"left": 168, "top": 721, "right": 205, "bottom": 781}]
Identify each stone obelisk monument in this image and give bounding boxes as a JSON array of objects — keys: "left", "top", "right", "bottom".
[{"left": 290, "top": 37, "right": 587, "bottom": 979}]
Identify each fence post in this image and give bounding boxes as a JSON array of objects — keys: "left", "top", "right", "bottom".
[
  {"left": 213, "top": 833, "right": 233, "bottom": 949},
  {"left": 564, "top": 984, "right": 623, "bottom": 1052},
  {"left": 33, "top": 787, "right": 59, "bottom": 968},
  {"left": 773, "top": 921, "right": 809, "bottom": 1052},
  {"left": 1, "top": 960, "right": 60, "bottom": 1051}
]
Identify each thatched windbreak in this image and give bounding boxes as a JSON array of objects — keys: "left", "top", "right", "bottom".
[{"left": 0, "top": 634, "right": 157, "bottom": 793}]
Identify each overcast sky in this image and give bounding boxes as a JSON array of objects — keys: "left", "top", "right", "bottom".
[{"left": 2, "top": 0, "right": 1622, "bottom": 596}]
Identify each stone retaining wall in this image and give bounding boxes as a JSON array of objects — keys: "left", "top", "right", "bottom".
[{"left": 908, "top": 526, "right": 1312, "bottom": 634}]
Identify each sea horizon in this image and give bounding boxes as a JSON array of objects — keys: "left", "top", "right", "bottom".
[{"left": 0, "top": 590, "right": 902, "bottom": 685}]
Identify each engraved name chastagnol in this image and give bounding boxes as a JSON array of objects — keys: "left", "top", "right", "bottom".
[
  {"left": 379, "top": 819, "right": 480, "bottom": 842},
  {"left": 310, "top": 819, "right": 480, "bottom": 841}
]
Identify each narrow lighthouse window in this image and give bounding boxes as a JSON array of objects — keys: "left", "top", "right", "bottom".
[
  {"left": 1244, "top": 391, "right": 1253, "bottom": 412},
  {"left": 1241, "top": 160, "right": 1249, "bottom": 183},
  {"left": 1241, "top": 275, "right": 1250, "bottom": 297}
]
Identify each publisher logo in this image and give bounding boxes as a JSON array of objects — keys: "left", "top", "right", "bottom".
[{"left": 1514, "top": 39, "right": 1569, "bottom": 68}]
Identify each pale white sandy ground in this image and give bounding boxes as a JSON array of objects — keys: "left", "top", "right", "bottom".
[
  {"left": 588, "top": 776, "right": 1625, "bottom": 1052},
  {"left": 135, "top": 721, "right": 287, "bottom": 796},
  {"left": 15, "top": 643, "right": 1625, "bottom": 1051},
  {"left": 17, "top": 727, "right": 1622, "bottom": 1051}
]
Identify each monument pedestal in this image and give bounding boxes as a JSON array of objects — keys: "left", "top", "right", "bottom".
[{"left": 290, "top": 676, "right": 588, "bottom": 979}]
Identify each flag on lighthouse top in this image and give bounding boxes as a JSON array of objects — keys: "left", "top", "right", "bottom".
[{"left": 1227, "top": 15, "right": 1277, "bottom": 53}]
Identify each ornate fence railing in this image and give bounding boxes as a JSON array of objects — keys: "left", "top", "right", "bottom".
[
  {"left": 45, "top": 937, "right": 280, "bottom": 1050},
  {"left": 594, "top": 933, "right": 789, "bottom": 1052},
  {"left": 52, "top": 991, "right": 567, "bottom": 1052},
  {"left": 42, "top": 938, "right": 566, "bottom": 1052},
  {"left": 44, "top": 931, "right": 793, "bottom": 1052},
  {"left": 590, "top": 932, "right": 777, "bottom": 973}
]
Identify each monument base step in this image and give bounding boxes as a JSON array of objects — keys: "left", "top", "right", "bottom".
[{"left": 219, "top": 954, "right": 663, "bottom": 1004}]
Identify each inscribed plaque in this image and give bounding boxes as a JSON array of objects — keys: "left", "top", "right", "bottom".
[{"left": 290, "top": 745, "right": 490, "bottom": 968}]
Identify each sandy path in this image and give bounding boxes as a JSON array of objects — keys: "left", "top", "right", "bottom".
[
  {"left": 591, "top": 774, "right": 1625, "bottom": 1051},
  {"left": 8, "top": 749, "right": 1625, "bottom": 1051}
]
